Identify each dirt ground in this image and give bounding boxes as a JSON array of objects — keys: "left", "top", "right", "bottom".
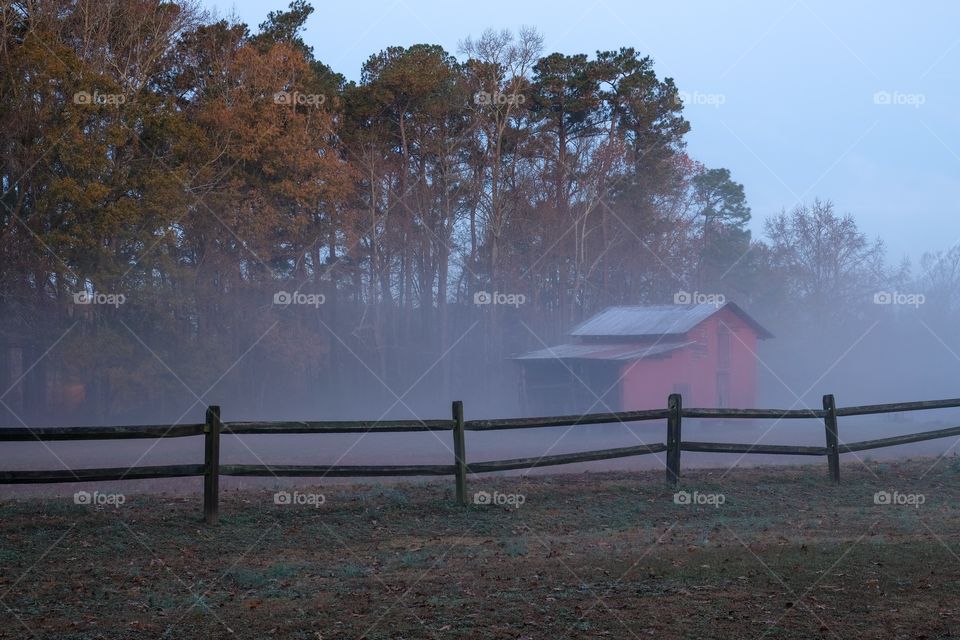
[{"left": 2, "top": 457, "right": 960, "bottom": 639}]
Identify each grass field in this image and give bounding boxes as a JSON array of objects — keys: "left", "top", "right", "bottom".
[{"left": 2, "top": 457, "right": 960, "bottom": 639}]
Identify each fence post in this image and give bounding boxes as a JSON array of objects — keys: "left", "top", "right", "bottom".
[
  {"left": 822, "top": 394, "right": 840, "bottom": 484},
  {"left": 666, "top": 393, "right": 682, "bottom": 486},
  {"left": 204, "top": 405, "right": 221, "bottom": 524},
  {"left": 452, "top": 400, "right": 467, "bottom": 506}
]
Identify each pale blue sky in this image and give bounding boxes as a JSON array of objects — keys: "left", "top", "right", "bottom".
[{"left": 205, "top": 0, "right": 960, "bottom": 265}]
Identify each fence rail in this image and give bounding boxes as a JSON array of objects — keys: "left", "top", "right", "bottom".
[
  {"left": 3, "top": 394, "right": 960, "bottom": 523},
  {"left": 463, "top": 408, "right": 669, "bottom": 431},
  {"left": 0, "top": 464, "right": 206, "bottom": 484},
  {"left": 0, "top": 424, "right": 205, "bottom": 440},
  {"left": 223, "top": 420, "right": 456, "bottom": 434}
]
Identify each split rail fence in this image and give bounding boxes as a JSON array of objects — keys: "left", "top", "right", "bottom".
[{"left": 2, "top": 394, "right": 960, "bottom": 523}]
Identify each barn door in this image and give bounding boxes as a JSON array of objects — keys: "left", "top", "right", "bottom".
[
  {"left": 716, "top": 371, "right": 730, "bottom": 408},
  {"left": 716, "top": 326, "right": 731, "bottom": 408}
]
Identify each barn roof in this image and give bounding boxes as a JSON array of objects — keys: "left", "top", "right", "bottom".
[
  {"left": 569, "top": 302, "right": 773, "bottom": 339},
  {"left": 512, "top": 341, "right": 693, "bottom": 362}
]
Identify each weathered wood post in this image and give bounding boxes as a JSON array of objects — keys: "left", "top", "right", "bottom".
[
  {"left": 822, "top": 394, "right": 840, "bottom": 483},
  {"left": 204, "top": 405, "right": 221, "bottom": 524},
  {"left": 666, "top": 393, "right": 682, "bottom": 486},
  {"left": 452, "top": 400, "right": 468, "bottom": 506}
]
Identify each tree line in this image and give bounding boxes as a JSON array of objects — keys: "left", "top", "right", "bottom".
[{"left": 1, "top": 0, "right": 954, "bottom": 423}]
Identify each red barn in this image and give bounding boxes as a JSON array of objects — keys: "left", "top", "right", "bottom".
[{"left": 514, "top": 303, "right": 772, "bottom": 414}]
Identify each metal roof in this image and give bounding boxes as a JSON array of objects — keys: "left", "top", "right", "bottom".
[
  {"left": 569, "top": 302, "right": 773, "bottom": 339},
  {"left": 512, "top": 341, "right": 693, "bottom": 362}
]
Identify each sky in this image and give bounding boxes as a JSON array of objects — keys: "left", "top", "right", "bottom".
[{"left": 204, "top": 0, "right": 960, "bottom": 266}]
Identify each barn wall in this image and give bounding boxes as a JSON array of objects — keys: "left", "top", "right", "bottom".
[
  {"left": 619, "top": 353, "right": 696, "bottom": 410},
  {"left": 726, "top": 313, "right": 759, "bottom": 407},
  {"left": 618, "top": 307, "right": 761, "bottom": 410}
]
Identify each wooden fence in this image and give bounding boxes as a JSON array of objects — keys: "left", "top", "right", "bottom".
[{"left": 3, "top": 393, "right": 960, "bottom": 523}]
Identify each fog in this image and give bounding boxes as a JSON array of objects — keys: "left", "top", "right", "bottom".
[
  {"left": 3, "top": 1, "right": 960, "bottom": 498},
  {"left": 4, "top": 287, "right": 960, "bottom": 499}
]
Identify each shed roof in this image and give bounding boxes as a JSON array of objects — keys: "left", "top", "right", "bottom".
[
  {"left": 569, "top": 302, "right": 773, "bottom": 339},
  {"left": 512, "top": 341, "right": 693, "bottom": 362}
]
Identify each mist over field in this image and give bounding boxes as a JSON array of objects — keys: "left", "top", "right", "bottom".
[
  {"left": 2, "top": 2, "right": 960, "bottom": 638},
  {"left": 3, "top": 0, "right": 960, "bottom": 478}
]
